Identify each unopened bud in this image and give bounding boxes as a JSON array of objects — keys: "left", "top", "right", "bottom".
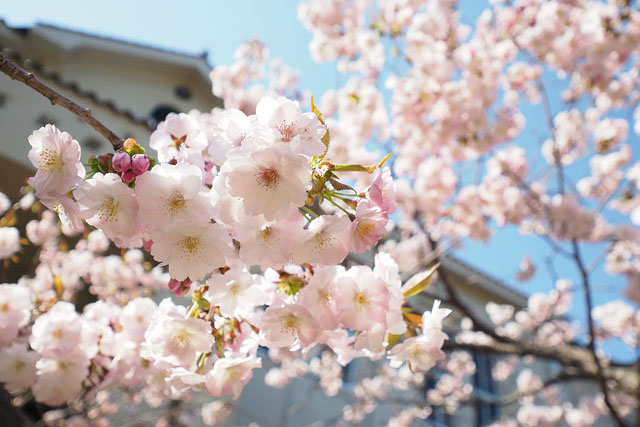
[
  {"left": 168, "top": 278, "right": 191, "bottom": 296},
  {"left": 121, "top": 170, "right": 136, "bottom": 183},
  {"left": 96, "top": 154, "right": 112, "bottom": 173},
  {"left": 112, "top": 152, "right": 131, "bottom": 173},
  {"left": 131, "top": 154, "right": 150, "bottom": 175},
  {"left": 168, "top": 278, "right": 181, "bottom": 292},
  {"left": 123, "top": 138, "right": 145, "bottom": 155}
]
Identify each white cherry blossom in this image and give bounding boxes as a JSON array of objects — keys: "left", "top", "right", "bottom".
[
  {"left": 27, "top": 125, "right": 85, "bottom": 197},
  {"left": 221, "top": 144, "right": 311, "bottom": 220},
  {"left": 256, "top": 96, "right": 326, "bottom": 156},
  {"left": 150, "top": 222, "right": 233, "bottom": 281},
  {"left": 74, "top": 173, "right": 140, "bottom": 248}
]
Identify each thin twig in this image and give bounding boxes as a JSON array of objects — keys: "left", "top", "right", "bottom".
[
  {"left": 425, "top": 234, "right": 509, "bottom": 344},
  {"left": 537, "top": 74, "right": 565, "bottom": 196},
  {"left": 572, "top": 239, "right": 628, "bottom": 427},
  {"left": 470, "top": 371, "right": 581, "bottom": 406},
  {"left": 0, "top": 52, "right": 123, "bottom": 151}
]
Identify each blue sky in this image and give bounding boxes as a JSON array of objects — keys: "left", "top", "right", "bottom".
[
  {"left": 0, "top": 0, "right": 337, "bottom": 95},
  {"left": 2, "top": 1, "right": 636, "bottom": 361}
]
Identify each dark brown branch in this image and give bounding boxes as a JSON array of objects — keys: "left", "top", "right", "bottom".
[
  {"left": 423, "top": 229, "right": 597, "bottom": 374},
  {"left": 471, "top": 371, "right": 582, "bottom": 406},
  {"left": 425, "top": 234, "right": 507, "bottom": 345},
  {"left": 0, "top": 52, "right": 123, "bottom": 151},
  {"left": 412, "top": 227, "right": 638, "bottom": 401},
  {"left": 572, "top": 239, "right": 628, "bottom": 427},
  {"left": 443, "top": 340, "right": 639, "bottom": 398}
]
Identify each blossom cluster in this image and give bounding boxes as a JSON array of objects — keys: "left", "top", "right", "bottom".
[
  {"left": 0, "top": 84, "right": 454, "bottom": 421},
  {"left": 1, "top": 0, "right": 640, "bottom": 424}
]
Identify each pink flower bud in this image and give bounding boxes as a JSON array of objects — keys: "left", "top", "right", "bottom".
[
  {"left": 132, "top": 154, "right": 150, "bottom": 175},
  {"left": 168, "top": 278, "right": 191, "bottom": 296},
  {"left": 121, "top": 170, "right": 136, "bottom": 183},
  {"left": 168, "top": 278, "right": 181, "bottom": 292},
  {"left": 112, "top": 152, "right": 131, "bottom": 173},
  {"left": 175, "top": 284, "right": 191, "bottom": 297}
]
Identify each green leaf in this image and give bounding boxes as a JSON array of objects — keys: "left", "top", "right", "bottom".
[
  {"left": 333, "top": 153, "right": 393, "bottom": 174},
  {"left": 311, "top": 95, "right": 330, "bottom": 157},
  {"left": 329, "top": 177, "right": 356, "bottom": 193},
  {"left": 333, "top": 164, "right": 370, "bottom": 172},
  {"left": 402, "top": 263, "right": 439, "bottom": 299},
  {"left": 386, "top": 333, "right": 403, "bottom": 350},
  {"left": 403, "top": 312, "right": 422, "bottom": 325},
  {"left": 53, "top": 275, "right": 64, "bottom": 299},
  {"left": 310, "top": 95, "right": 325, "bottom": 125}
]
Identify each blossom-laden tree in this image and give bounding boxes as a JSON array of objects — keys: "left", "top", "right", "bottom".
[{"left": 0, "top": 0, "right": 640, "bottom": 425}]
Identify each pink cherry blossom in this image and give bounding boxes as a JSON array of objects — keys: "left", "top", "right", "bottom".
[
  {"left": 30, "top": 302, "right": 84, "bottom": 358},
  {"left": 149, "top": 112, "right": 208, "bottom": 163},
  {"left": 221, "top": 144, "right": 311, "bottom": 220},
  {"left": 142, "top": 298, "right": 214, "bottom": 367},
  {"left": 388, "top": 300, "right": 450, "bottom": 372},
  {"left": 0, "top": 345, "right": 38, "bottom": 394},
  {"left": 261, "top": 304, "right": 318, "bottom": 348},
  {"left": 201, "top": 401, "right": 233, "bottom": 426},
  {"left": 32, "top": 350, "right": 89, "bottom": 406},
  {"left": 0, "top": 283, "right": 31, "bottom": 346},
  {"left": 205, "top": 355, "right": 262, "bottom": 399},
  {"left": 131, "top": 154, "right": 150, "bottom": 175},
  {"left": 74, "top": 173, "right": 141, "bottom": 248},
  {"left": 350, "top": 200, "right": 388, "bottom": 253},
  {"left": 366, "top": 167, "right": 396, "bottom": 214},
  {"left": 234, "top": 212, "right": 305, "bottom": 268},
  {"left": 297, "top": 266, "right": 341, "bottom": 330},
  {"left": 256, "top": 96, "right": 326, "bottom": 156},
  {"left": 0, "top": 227, "right": 20, "bottom": 261},
  {"left": 27, "top": 124, "right": 85, "bottom": 197},
  {"left": 206, "top": 268, "right": 268, "bottom": 318},
  {"left": 150, "top": 222, "right": 233, "bottom": 281},
  {"left": 335, "top": 266, "right": 389, "bottom": 331},
  {"left": 293, "top": 214, "right": 351, "bottom": 265},
  {"left": 135, "top": 163, "right": 213, "bottom": 231}
]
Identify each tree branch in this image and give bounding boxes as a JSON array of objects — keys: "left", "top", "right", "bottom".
[
  {"left": 0, "top": 52, "right": 123, "bottom": 151},
  {"left": 442, "top": 340, "right": 639, "bottom": 398},
  {"left": 571, "top": 239, "right": 628, "bottom": 427},
  {"left": 470, "top": 370, "right": 581, "bottom": 406},
  {"left": 424, "top": 234, "right": 509, "bottom": 346}
]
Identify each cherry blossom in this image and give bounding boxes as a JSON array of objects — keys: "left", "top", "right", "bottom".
[
  {"left": 150, "top": 222, "right": 232, "bottom": 281},
  {"left": 221, "top": 144, "right": 311, "bottom": 220},
  {"left": 256, "top": 96, "right": 326, "bottom": 156},
  {"left": 0, "top": 345, "right": 38, "bottom": 394},
  {"left": 205, "top": 355, "right": 262, "bottom": 399},
  {"left": 142, "top": 298, "right": 214, "bottom": 367},
  {"left": 149, "top": 112, "right": 208, "bottom": 163},
  {"left": 206, "top": 268, "right": 268, "bottom": 318},
  {"left": 27, "top": 124, "right": 85, "bottom": 197},
  {"left": 0, "top": 227, "right": 20, "bottom": 260},
  {"left": 135, "top": 163, "right": 213, "bottom": 231},
  {"left": 293, "top": 214, "right": 351, "bottom": 265},
  {"left": 4, "top": 0, "right": 640, "bottom": 423},
  {"left": 261, "top": 304, "right": 318, "bottom": 348},
  {"left": 73, "top": 173, "right": 140, "bottom": 247}
]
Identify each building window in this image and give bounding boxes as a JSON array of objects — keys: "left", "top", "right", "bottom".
[
  {"left": 83, "top": 137, "right": 102, "bottom": 151},
  {"left": 424, "top": 376, "right": 452, "bottom": 426},
  {"left": 341, "top": 360, "right": 353, "bottom": 383},
  {"left": 35, "top": 114, "right": 57, "bottom": 127},
  {"left": 473, "top": 353, "right": 499, "bottom": 426},
  {"left": 150, "top": 104, "right": 179, "bottom": 125},
  {"left": 175, "top": 85, "right": 192, "bottom": 100}
]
